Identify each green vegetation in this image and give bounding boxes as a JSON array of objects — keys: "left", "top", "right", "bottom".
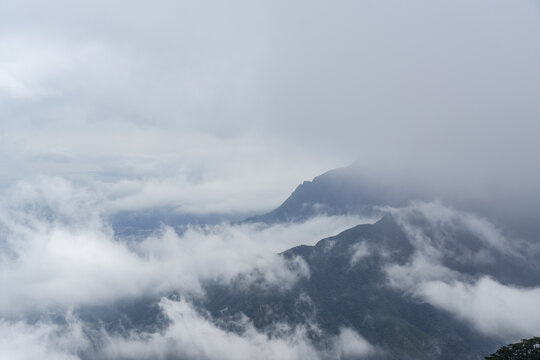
[{"left": 486, "top": 337, "right": 540, "bottom": 360}]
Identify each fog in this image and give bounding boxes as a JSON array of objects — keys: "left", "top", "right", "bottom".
[{"left": 1, "top": 0, "right": 539, "bottom": 216}]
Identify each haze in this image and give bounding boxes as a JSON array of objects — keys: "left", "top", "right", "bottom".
[{"left": 1, "top": 0, "right": 539, "bottom": 218}]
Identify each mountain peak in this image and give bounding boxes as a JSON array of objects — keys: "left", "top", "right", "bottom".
[{"left": 245, "top": 165, "right": 414, "bottom": 224}]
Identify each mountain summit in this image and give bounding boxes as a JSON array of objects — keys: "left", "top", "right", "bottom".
[{"left": 246, "top": 165, "right": 421, "bottom": 223}]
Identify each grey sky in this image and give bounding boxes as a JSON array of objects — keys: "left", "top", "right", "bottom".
[{"left": 1, "top": 0, "right": 539, "bottom": 213}]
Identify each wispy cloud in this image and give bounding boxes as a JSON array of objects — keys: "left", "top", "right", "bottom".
[
  {"left": 0, "top": 297, "right": 377, "bottom": 360},
  {"left": 384, "top": 201, "right": 540, "bottom": 341}
]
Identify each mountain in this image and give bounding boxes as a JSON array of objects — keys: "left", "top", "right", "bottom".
[
  {"left": 76, "top": 166, "right": 539, "bottom": 359},
  {"left": 205, "top": 212, "right": 540, "bottom": 359},
  {"left": 203, "top": 166, "right": 540, "bottom": 359},
  {"left": 245, "top": 165, "right": 423, "bottom": 224},
  {"left": 245, "top": 164, "right": 540, "bottom": 242}
]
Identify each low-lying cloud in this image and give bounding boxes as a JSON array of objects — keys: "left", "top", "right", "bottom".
[
  {"left": 0, "top": 310, "right": 89, "bottom": 360},
  {"left": 1, "top": 297, "right": 377, "bottom": 360},
  {"left": 0, "top": 177, "right": 370, "bottom": 314},
  {"left": 104, "top": 297, "right": 377, "bottom": 360},
  {"left": 0, "top": 176, "right": 380, "bottom": 358},
  {"left": 384, "top": 201, "right": 540, "bottom": 341},
  {"left": 418, "top": 276, "right": 540, "bottom": 340},
  {"left": 3, "top": 178, "right": 540, "bottom": 356}
]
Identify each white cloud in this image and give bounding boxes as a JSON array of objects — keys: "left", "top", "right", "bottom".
[
  {"left": 0, "top": 297, "right": 377, "bottom": 360},
  {"left": 385, "top": 252, "right": 461, "bottom": 292},
  {"left": 0, "top": 177, "right": 368, "bottom": 313},
  {"left": 349, "top": 241, "right": 371, "bottom": 267},
  {"left": 418, "top": 277, "right": 540, "bottom": 341},
  {"left": 387, "top": 201, "right": 529, "bottom": 264},
  {"left": 332, "top": 327, "right": 378, "bottom": 359},
  {"left": 0, "top": 177, "right": 376, "bottom": 358},
  {"left": 0, "top": 316, "right": 87, "bottom": 360},
  {"left": 384, "top": 201, "right": 540, "bottom": 341},
  {"left": 103, "top": 297, "right": 323, "bottom": 360}
]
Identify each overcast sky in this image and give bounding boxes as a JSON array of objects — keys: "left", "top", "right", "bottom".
[{"left": 1, "top": 0, "right": 539, "bottom": 214}]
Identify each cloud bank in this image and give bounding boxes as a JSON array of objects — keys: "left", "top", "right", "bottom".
[
  {"left": 0, "top": 176, "right": 380, "bottom": 358},
  {"left": 0, "top": 177, "right": 371, "bottom": 314}
]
